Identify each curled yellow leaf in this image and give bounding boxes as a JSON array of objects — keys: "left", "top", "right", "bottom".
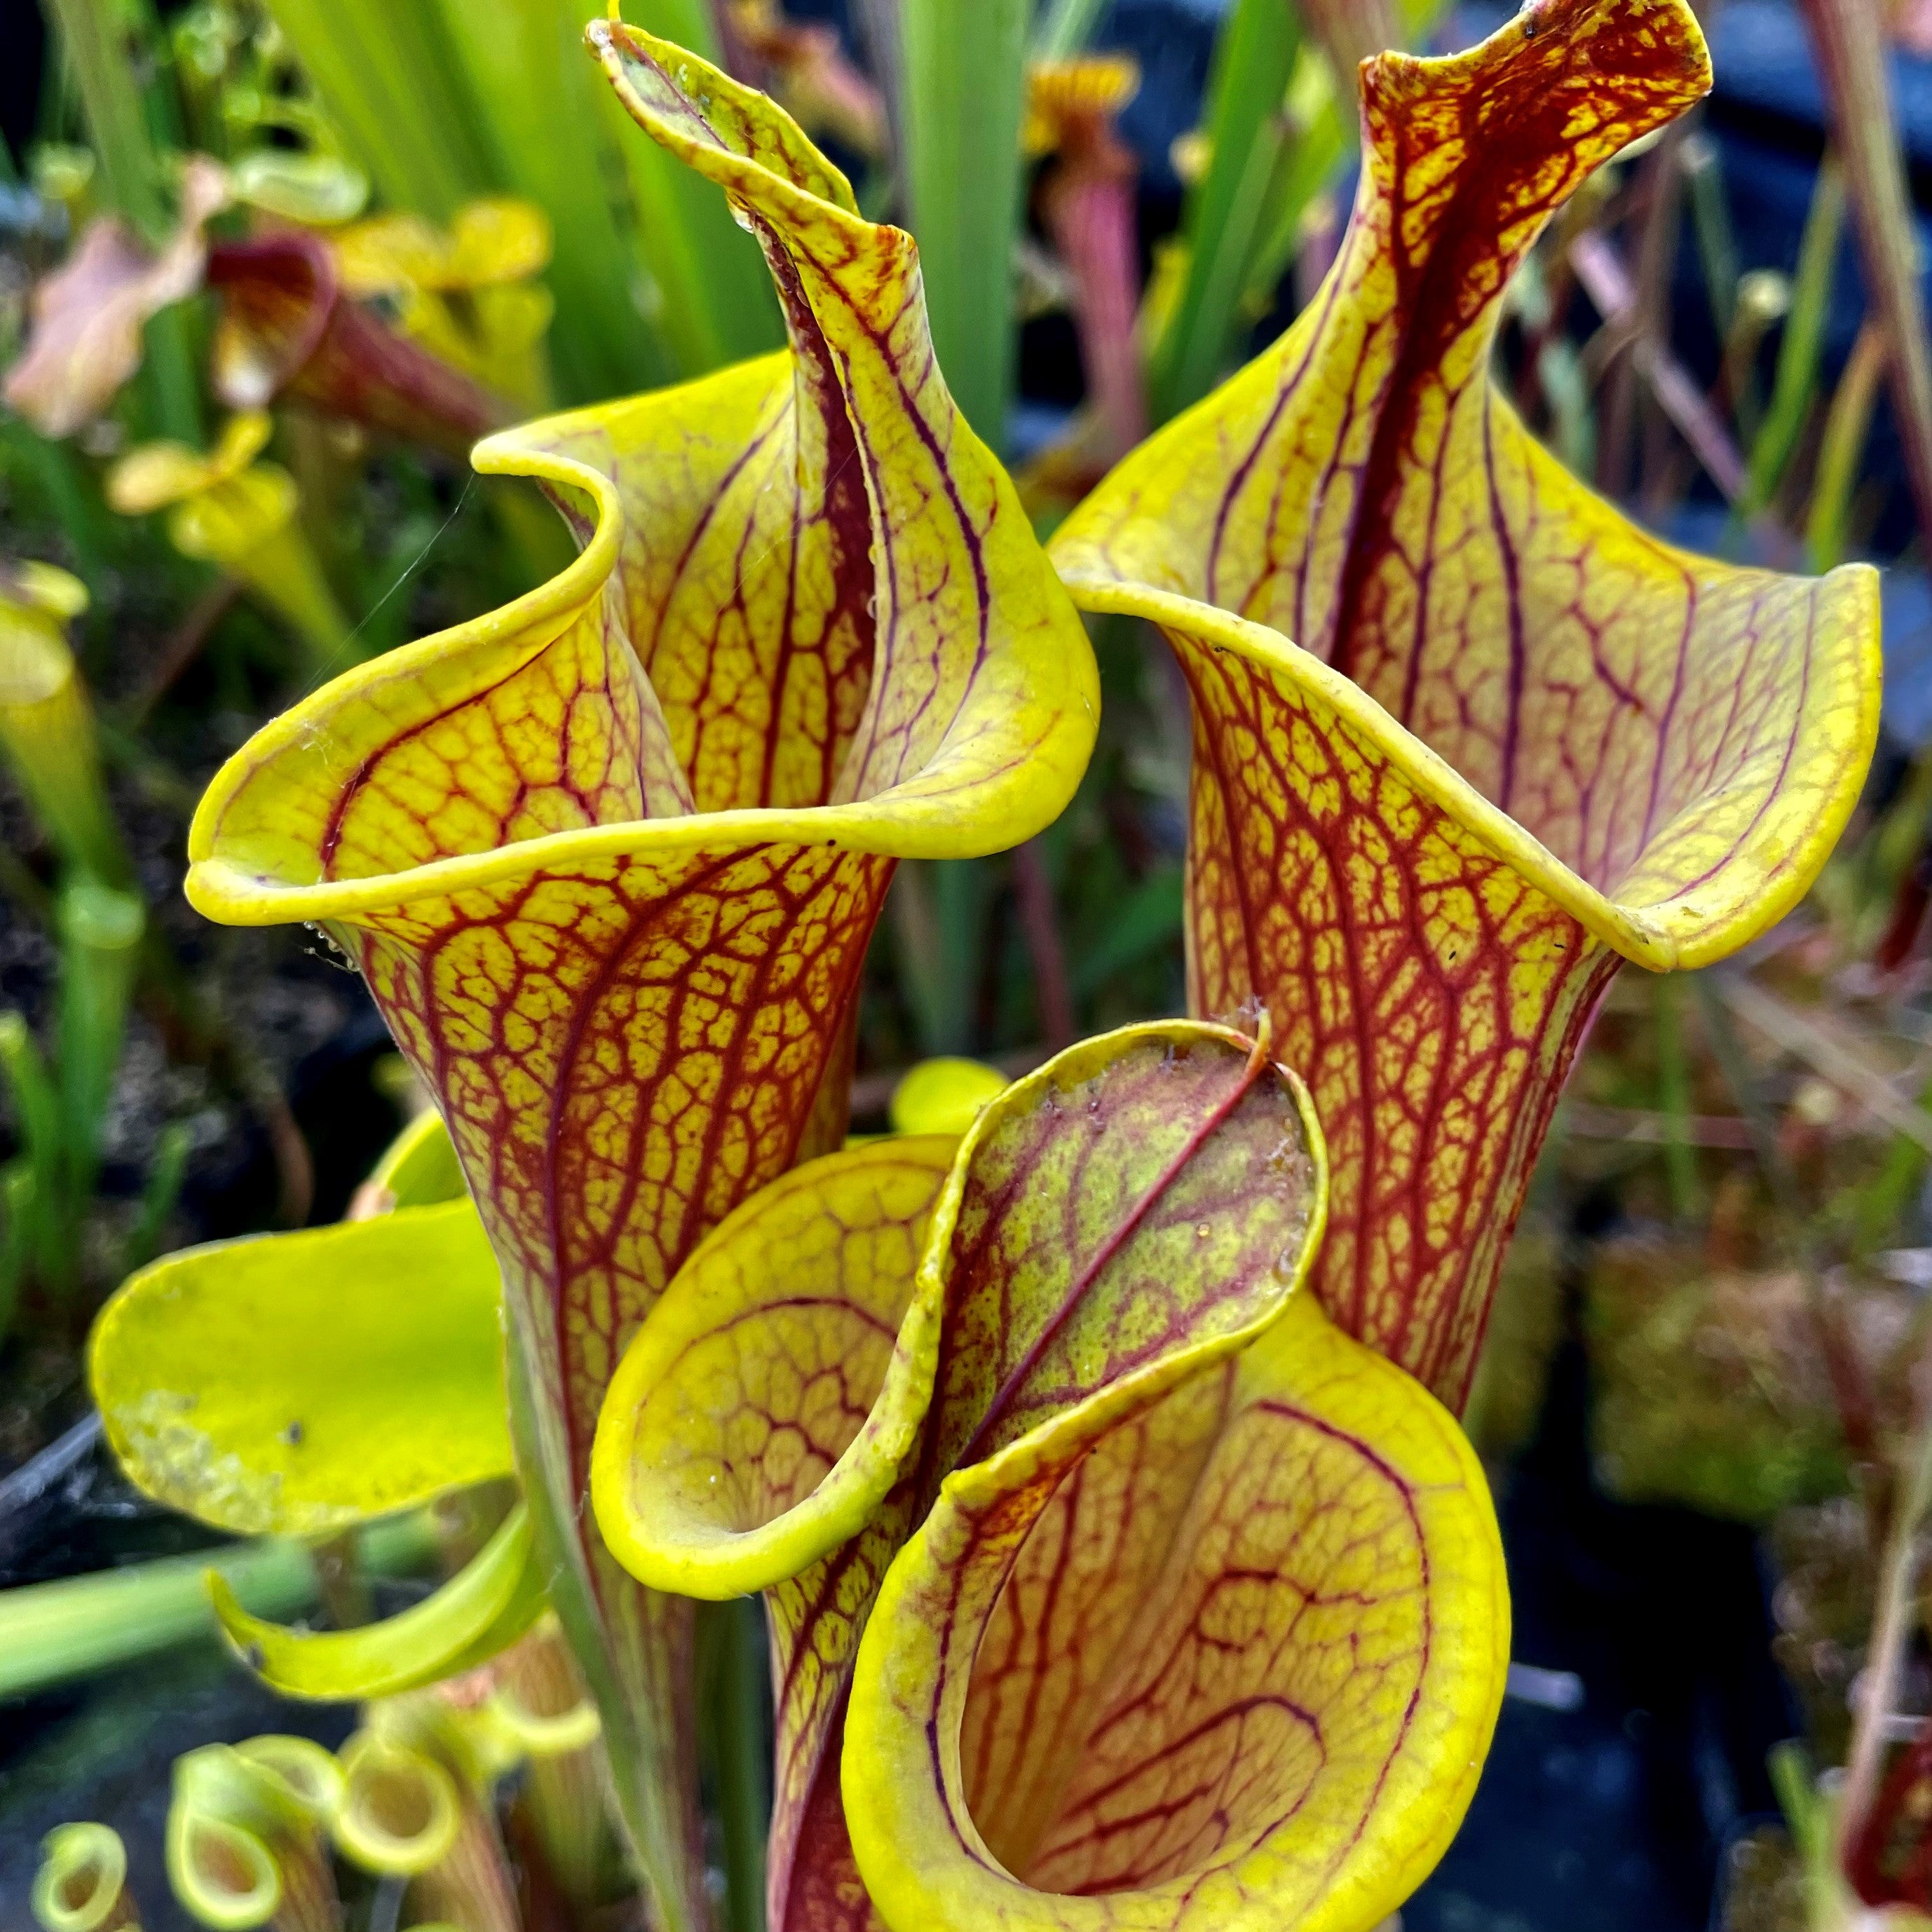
[
  {"left": 209, "top": 1504, "right": 545, "bottom": 1702},
  {"left": 845, "top": 1293, "right": 1505, "bottom": 1932},
  {"left": 590, "top": 1020, "right": 1504, "bottom": 1932}
]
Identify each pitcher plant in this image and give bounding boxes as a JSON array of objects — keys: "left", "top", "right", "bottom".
[
  {"left": 63, "top": 3, "right": 1889, "bottom": 1931},
  {"left": 1050, "top": 0, "right": 1881, "bottom": 1409},
  {"left": 172, "top": 22, "right": 1097, "bottom": 1926}
]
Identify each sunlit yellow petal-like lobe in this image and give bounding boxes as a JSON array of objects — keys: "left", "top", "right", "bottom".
[
  {"left": 845, "top": 1293, "right": 1507, "bottom": 1932},
  {"left": 90, "top": 1203, "right": 510, "bottom": 1537},
  {"left": 1049, "top": 0, "right": 1881, "bottom": 1406}
]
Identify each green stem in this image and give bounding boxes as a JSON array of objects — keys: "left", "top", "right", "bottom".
[
  {"left": 704, "top": 1597, "right": 770, "bottom": 1932},
  {"left": 0, "top": 1013, "right": 69, "bottom": 1294},
  {"left": 138, "top": 304, "right": 205, "bottom": 451},
  {"left": 503, "top": 1322, "right": 706, "bottom": 1932},
  {"left": 900, "top": 0, "right": 1030, "bottom": 451},
  {"left": 1652, "top": 972, "right": 1699, "bottom": 1225},
  {"left": 56, "top": 879, "right": 144, "bottom": 1238},
  {"left": 0, "top": 1515, "right": 436, "bottom": 1700},
  {"left": 1837, "top": 1411, "right": 1932, "bottom": 1879},
  {"left": 1741, "top": 156, "right": 1844, "bottom": 519},
  {"left": 260, "top": 0, "right": 494, "bottom": 221},
  {"left": 0, "top": 657, "right": 130, "bottom": 889}
]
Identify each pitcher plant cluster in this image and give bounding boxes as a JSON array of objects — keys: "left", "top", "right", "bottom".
[{"left": 20, "top": 2, "right": 1884, "bottom": 1931}]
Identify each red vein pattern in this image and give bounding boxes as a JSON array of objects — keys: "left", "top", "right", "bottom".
[
  {"left": 592, "top": 1023, "right": 1378, "bottom": 1931},
  {"left": 835, "top": 1064, "right": 1506, "bottom": 1932},
  {"left": 185, "top": 29, "right": 1096, "bottom": 1929},
  {"left": 1052, "top": 0, "right": 1880, "bottom": 1408},
  {"left": 892, "top": 1331, "right": 1489, "bottom": 1927}
]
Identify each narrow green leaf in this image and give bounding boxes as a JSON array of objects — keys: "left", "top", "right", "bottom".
[
  {"left": 0, "top": 1516, "right": 437, "bottom": 1699},
  {"left": 0, "top": 1162, "right": 34, "bottom": 1333},
  {"left": 41, "top": 0, "right": 167, "bottom": 238},
  {"left": 123, "top": 1118, "right": 191, "bottom": 1272},
  {"left": 209, "top": 1504, "right": 543, "bottom": 1701},
  {"left": 1150, "top": 0, "right": 1301, "bottom": 423},
  {"left": 1234, "top": 52, "right": 1348, "bottom": 321},
  {"left": 438, "top": 0, "right": 674, "bottom": 402},
  {"left": 1682, "top": 132, "right": 1739, "bottom": 338},
  {"left": 1800, "top": 0, "right": 1932, "bottom": 558},
  {"left": 1807, "top": 318, "right": 1886, "bottom": 571},
  {"left": 260, "top": 0, "right": 496, "bottom": 222},
  {"left": 39, "top": 0, "right": 202, "bottom": 442},
  {"left": 900, "top": 0, "right": 1030, "bottom": 449},
  {"left": 1032, "top": 0, "right": 1112, "bottom": 60},
  {"left": 1742, "top": 154, "right": 1844, "bottom": 517},
  {"left": 0, "top": 1014, "right": 61, "bottom": 1208}
]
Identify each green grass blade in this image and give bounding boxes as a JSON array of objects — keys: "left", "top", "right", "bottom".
[
  {"left": 0, "top": 1015, "right": 62, "bottom": 1213},
  {"left": 441, "top": 0, "right": 674, "bottom": 401},
  {"left": 1741, "top": 154, "right": 1844, "bottom": 518},
  {"left": 1237, "top": 59, "right": 1348, "bottom": 316},
  {"left": 40, "top": 0, "right": 167, "bottom": 236},
  {"left": 1682, "top": 132, "right": 1739, "bottom": 339},
  {"left": 1149, "top": 0, "right": 1301, "bottom": 423},
  {"left": 1806, "top": 318, "right": 1885, "bottom": 571},
  {"left": 900, "top": 0, "right": 1030, "bottom": 450},
  {"left": 42, "top": 0, "right": 203, "bottom": 442},
  {"left": 601, "top": 0, "right": 782, "bottom": 376},
  {"left": 1033, "top": 0, "right": 1112, "bottom": 60},
  {"left": 261, "top": 0, "right": 495, "bottom": 221},
  {"left": 123, "top": 1119, "right": 190, "bottom": 1273},
  {"left": 1801, "top": 0, "right": 1932, "bottom": 557}
]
